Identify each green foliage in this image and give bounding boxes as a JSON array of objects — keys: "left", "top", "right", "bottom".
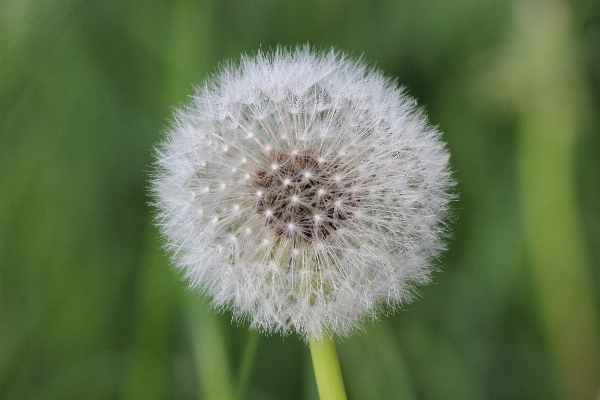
[{"left": 2, "top": 1, "right": 599, "bottom": 399}]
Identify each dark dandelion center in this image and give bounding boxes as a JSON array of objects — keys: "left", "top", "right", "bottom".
[{"left": 250, "top": 148, "right": 358, "bottom": 241}]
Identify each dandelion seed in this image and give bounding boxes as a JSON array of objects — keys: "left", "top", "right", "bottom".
[{"left": 151, "top": 46, "right": 454, "bottom": 340}]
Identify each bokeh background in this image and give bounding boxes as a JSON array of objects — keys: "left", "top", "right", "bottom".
[{"left": 2, "top": 0, "right": 600, "bottom": 399}]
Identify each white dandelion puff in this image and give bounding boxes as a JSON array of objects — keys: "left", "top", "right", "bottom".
[{"left": 151, "top": 46, "right": 455, "bottom": 340}]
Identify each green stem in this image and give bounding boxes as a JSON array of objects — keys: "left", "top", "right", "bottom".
[{"left": 309, "top": 336, "right": 348, "bottom": 400}]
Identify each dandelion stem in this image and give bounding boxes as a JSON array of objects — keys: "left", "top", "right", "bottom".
[{"left": 309, "top": 336, "right": 347, "bottom": 400}]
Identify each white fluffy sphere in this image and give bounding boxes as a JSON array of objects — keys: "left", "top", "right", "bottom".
[{"left": 151, "top": 47, "right": 454, "bottom": 339}]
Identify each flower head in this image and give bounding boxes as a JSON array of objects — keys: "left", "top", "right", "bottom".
[{"left": 151, "top": 46, "right": 454, "bottom": 339}]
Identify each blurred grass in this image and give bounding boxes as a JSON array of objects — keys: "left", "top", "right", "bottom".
[
  {"left": 1, "top": 1, "right": 600, "bottom": 399},
  {"left": 513, "top": 2, "right": 600, "bottom": 399}
]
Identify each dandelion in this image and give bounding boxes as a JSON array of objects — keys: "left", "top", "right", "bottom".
[{"left": 151, "top": 46, "right": 454, "bottom": 341}]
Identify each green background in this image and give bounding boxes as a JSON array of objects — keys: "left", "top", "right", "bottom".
[{"left": 2, "top": 1, "right": 600, "bottom": 399}]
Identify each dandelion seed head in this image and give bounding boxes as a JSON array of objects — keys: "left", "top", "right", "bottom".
[{"left": 151, "top": 46, "right": 454, "bottom": 340}]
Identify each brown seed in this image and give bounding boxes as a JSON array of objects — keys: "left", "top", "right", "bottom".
[{"left": 250, "top": 148, "right": 358, "bottom": 241}]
